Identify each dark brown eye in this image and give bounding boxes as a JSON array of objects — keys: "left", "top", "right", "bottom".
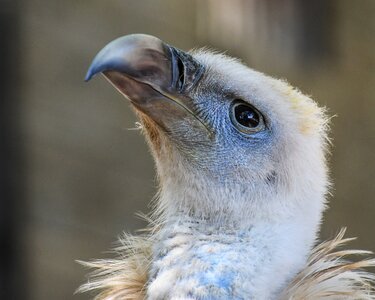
[{"left": 230, "top": 100, "right": 265, "bottom": 133}]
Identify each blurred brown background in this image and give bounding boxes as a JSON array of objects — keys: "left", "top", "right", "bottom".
[{"left": 0, "top": 0, "right": 374, "bottom": 299}]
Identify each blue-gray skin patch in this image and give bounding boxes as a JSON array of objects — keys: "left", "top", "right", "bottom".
[
  {"left": 166, "top": 72, "right": 278, "bottom": 186},
  {"left": 150, "top": 223, "right": 257, "bottom": 299}
]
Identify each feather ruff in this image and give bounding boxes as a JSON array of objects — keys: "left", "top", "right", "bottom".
[{"left": 78, "top": 228, "right": 375, "bottom": 299}]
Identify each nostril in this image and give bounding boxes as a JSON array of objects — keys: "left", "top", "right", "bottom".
[{"left": 176, "top": 55, "right": 185, "bottom": 91}]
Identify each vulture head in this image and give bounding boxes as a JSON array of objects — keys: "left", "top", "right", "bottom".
[
  {"left": 82, "top": 34, "right": 373, "bottom": 299},
  {"left": 86, "top": 34, "right": 328, "bottom": 224}
]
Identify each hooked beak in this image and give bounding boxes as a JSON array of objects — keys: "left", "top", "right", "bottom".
[{"left": 85, "top": 34, "right": 208, "bottom": 133}]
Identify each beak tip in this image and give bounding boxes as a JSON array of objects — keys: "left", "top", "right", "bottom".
[
  {"left": 85, "top": 46, "right": 110, "bottom": 82},
  {"left": 85, "top": 60, "right": 102, "bottom": 82},
  {"left": 84, "top": 69, "right": 94, "bottom": 82}
]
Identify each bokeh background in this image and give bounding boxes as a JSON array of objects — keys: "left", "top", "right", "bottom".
[{"left": 1, "top": 0, "right": 374, "bottom": 299}]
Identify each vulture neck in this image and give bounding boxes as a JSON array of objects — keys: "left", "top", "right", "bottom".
[{"left": 147, "top": 182, "right": 316, "bottom": 299}]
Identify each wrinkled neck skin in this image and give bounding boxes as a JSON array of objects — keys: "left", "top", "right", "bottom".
[{"left": 146, "top": 166, "right": 325, "bottom": 299}]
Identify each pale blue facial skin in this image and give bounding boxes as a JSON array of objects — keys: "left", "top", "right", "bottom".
[{"left": 166, "top": 69, "right": 277, "bottom": 185}]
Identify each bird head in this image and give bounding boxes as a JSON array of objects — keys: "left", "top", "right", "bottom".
[{"left": 86, "top": 34, "right": 329, "bottom": 228}]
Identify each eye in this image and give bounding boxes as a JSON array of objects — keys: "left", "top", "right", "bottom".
[{"left": 230, "top": 100, "right": 265, "bottom": 134}]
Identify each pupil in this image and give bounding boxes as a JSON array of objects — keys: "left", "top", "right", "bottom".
[{"left": 235, "top": 105, "right": 259, "bottom": 128}]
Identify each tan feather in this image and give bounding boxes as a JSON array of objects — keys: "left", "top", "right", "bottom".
[
  {"left": 281, "top": 228, "right": 375, "bottom": 300},
  {"left": 77, "top": 233, "right": 152, "bottom": 300}
]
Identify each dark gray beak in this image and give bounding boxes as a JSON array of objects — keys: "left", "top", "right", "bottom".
[{"left": 85, "top": 34, "right": 207, "bottom": 132}]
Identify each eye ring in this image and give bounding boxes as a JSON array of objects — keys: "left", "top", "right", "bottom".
[{"left": 229, "top": 100, "right": 265, "bottom": 134}]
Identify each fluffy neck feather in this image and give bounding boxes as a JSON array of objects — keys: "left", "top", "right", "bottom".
[
  {"left": 146, "top": 172, "right": 323, "bottom": 299},
  {"left": 148, "top": 216, "right": 313, "bottom": 299},
  {"left": 79, "top": 226, "right": 375, "bottom": 300}
]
